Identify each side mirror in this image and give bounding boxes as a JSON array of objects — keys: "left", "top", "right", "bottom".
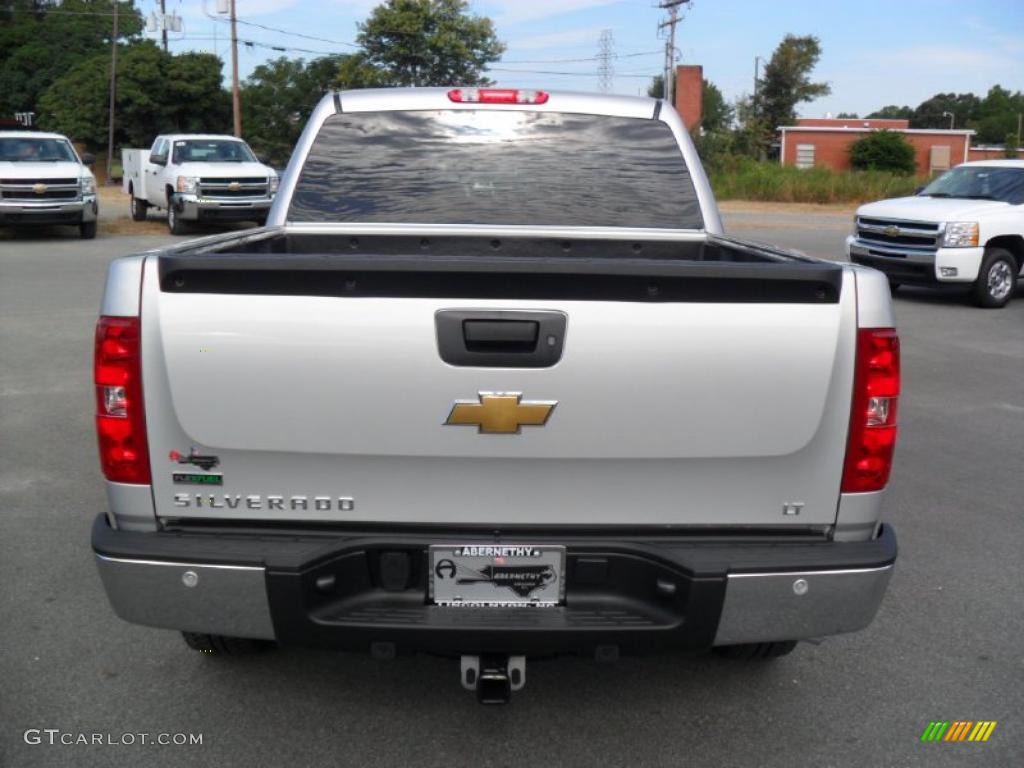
[
  {"left": 150, "top": 155, "right": 166, "bottom": 166},
  {"left": 81, "top": 152, "right": 96, "bottom": 166}
]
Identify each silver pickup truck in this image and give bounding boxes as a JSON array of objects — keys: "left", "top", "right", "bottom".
[{"left": 92, "top": 88, "right": 900, "bottom": 703}]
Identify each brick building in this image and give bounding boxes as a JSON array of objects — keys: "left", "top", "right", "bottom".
[
  {"left": 673, "top": 65, "right": 703, "bottom": 130},
  {"left": 779, "top": 118, "right": 975, "bottom": 175}
]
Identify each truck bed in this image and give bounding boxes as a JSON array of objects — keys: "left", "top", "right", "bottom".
[{"left": 158, "top": 230, "right": 843, "bottom": 304}]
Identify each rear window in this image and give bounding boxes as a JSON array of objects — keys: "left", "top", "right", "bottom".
[{"left": 288, "top": 110, "right": 703, "bottom": 229}]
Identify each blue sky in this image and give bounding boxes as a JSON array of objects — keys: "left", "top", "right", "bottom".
[{"left": 161, "top": 0, "right": 1024, "bottom": 117}]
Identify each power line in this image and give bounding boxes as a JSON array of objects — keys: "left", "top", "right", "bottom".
[
  {"left": 501, "top": 49, "right": 661, "bottom": 64},
  {"left": 489, "top": 67, "right": 654, "bottom": 80}
]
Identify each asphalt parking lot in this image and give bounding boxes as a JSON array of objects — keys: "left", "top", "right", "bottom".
[{"left": 1, "top": 212, "right": 1022, "bottom": 768}]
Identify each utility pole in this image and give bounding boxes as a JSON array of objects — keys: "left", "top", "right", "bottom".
[
  {"left": 106, "top": 0, "right": 118, "bottom": 186},
  {"left": 230, "top": 0, "right": 241, "bottom": 137},
  {"left": 596, "top": 30, "right": 614, "bottom": 93},
  {"left": 658, "top": 1, "right": 687, "bottom": 105},
  {"left": 753, "top": 55, "right": 762, "bottom": 112}
]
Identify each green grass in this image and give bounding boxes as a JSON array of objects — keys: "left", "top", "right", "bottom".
[{"left": 708, "top": 156, "right": 926, "bottom": 205}]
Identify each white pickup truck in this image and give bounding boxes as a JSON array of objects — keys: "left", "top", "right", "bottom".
[
  {"left": 0, "top": 131, "right": 98, "bottom": 238},
  {"left": 847, "top": 159, "right": 1024, "bottom": 307},
  {"left": 92, "top": 88, "right": 900, "bottom": 703},
  {"left": 122, "top": 134, "right": 278, "bottom": 235}
]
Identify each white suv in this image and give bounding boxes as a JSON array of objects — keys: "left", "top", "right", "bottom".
[
  {"left": 0, "top": 131, "right": 99, "bottom": 239},
  {"left": 847, "top": 160, "right": 1024, "bottom": 307}
]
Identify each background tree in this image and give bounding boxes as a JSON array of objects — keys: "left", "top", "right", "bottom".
[
  {"left": 356, "top": 0, "right": 504, "bottom": 86},
  {"left": 740, "top": 34, "right": 830, "bottom": 157},
  {"left": 848, "top": 130, "right": 916, "bottom": 174},
  {"left": 701, "top": 79, "right": 734, "bottom": 133},
  {"left": 909, "top": 92, "right": 979, "bottom": 130},
  {"left": 757, "top": 35, "right": 831, "bottom": 130},
  {"left": 0, "top": 0, "right": 144, "bottom": 117},
  {"left": 836, "top": 112, "right": 858, "bottom": 119},
  {"left": 38, "top": 43, "right": 229, "bottom": 150},
  {"left": 241, "top": 55, "right": 353, "bottom": 167},
  {"left": 866, "top": 105, "right": 913, "bottom": 121},
  {"left": 647, "top": 74, "right": 668, "bottom": 99}
]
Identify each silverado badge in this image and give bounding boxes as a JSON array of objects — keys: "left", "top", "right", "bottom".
[{"left": 445, "top": 392, "right": 556, "bottom": 434}]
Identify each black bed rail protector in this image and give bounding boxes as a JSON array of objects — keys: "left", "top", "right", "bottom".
[{"left": 159, "top": 253, "right": 842, "bottom": 303}]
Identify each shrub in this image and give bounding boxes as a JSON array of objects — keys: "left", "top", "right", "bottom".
[
  {"left": 708, "top": 156, "right": 925, "bottom": 204},
  {"left": 849, "top": 130, "right": 917, "bottom": 174},
  {"left": 1005, "top": 132, "right": 1019, "bottom": 159}
]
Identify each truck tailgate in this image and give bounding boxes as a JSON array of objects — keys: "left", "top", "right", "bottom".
[{"left": 141, "top": 251, "right": 856, "bottom": 528}]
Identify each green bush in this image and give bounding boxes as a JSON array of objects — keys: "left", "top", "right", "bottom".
[
  {"left": 1005, "top": 132, "right": 1019, "bottom": 159},
  {"left": 709, "top": 156, "right": 925, "bottom": 204},
  {"left": 849, "top": 130, "right": 917, "bottom": 174}
]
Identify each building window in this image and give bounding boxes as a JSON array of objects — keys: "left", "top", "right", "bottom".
[
  {"left": 796, "top": 144, "right": 815, "bottom": 169},
  {"left": 929, "top": 145, "right": 951, "bottom": 173}
]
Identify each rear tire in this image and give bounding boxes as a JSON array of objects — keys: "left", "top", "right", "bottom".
[
  {"left": 130, "top": 193, "right": 148, "bottom": 221},
  {"left": 79, "top": 220, "right": 97, "bottom": 239},
  {"left": 181, "top": 632, "right": 269, "bottom": 655},
  {"left": 972, "top": 247, "right": 1017, "bottom": 308},
  {"left": 167, "top": 196, "right": 188, "bottom": 235},
  {"left": 713, "top": 641, "right": 798, "bottom": 660}
]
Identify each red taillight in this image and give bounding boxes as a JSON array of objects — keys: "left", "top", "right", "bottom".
[
  {"left": 95, "top": 316, "right": 150, "bottom": 484},
  {"left": 447, "top": 88, "right": 549, "bottom": 105},
  {"left": 842, "top": 328, "right": 900, "bottom": 493}
]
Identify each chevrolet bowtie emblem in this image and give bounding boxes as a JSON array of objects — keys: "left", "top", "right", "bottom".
[
  {"left": 884, "top": 225, "right": 901, "bottom": 237},
  {"left": 32, "top": 182, "right": 47, "bottom": 194},
  {"left": 228, "top": 181, "right": 241, "bottom": 191},
  {"left": 445, "top": 392, "right": 556, "bottom": 434}
]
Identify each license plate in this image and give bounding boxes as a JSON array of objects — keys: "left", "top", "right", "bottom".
[{"left": 429, "top": 544, "right": 565, "bottom": 607}]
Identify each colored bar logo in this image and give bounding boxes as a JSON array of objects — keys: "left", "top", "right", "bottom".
[{"left": 921, "top": 721, "right": 997, "bottom": 742}]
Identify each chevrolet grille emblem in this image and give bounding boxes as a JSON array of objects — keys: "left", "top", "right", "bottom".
[
  {"left": 228, "top": 181, "right": 241, "bottom": 191},
  {"left": 445, "top": 392, "right": 556, "bottom": 434},
  {"left": 32, "top": 183, "right": 47, "bottom": 194},
  {"left": 884, "top": 225, "right": 901, "bottom": 237}
]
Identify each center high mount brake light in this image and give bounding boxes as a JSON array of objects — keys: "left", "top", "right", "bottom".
[{"left": 448, "top": 89, "right": 549, "bottom": 105}]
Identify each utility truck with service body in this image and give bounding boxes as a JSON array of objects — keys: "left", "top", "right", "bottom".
[
  {"left": 847, "top": 159, "right": 1024, "bottom": 307},
  {"left": 0, "top": 131, "right": 98, "bottom": 238},
  {"left": 122, "top": 134, "right": 278, "bottom": 235},
  {"left": 93, "top": 88, "right": 900, "bottom": 703}
]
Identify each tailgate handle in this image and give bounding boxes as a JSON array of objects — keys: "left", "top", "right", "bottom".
[
  {"left": 463, "top": 320, "right": 539, "bottom": 352},
  {"left": 436, "top": 310, "right": 567, "bottom": 368}
]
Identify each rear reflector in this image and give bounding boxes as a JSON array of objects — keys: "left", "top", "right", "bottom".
[
  {"left": 842, "top": 328, "right": 900, "bottom": 493},
  {"left": 448, "top": 88, "right": 549, "bottom": 105},
  {"left": 95, "top": 316, "right": 151, "bottom": 484}
]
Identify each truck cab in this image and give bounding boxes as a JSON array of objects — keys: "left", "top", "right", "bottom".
[
  {"left": 122, "top": 134, "right": 278, "bottom": 235},
  {"left": 847, "top": 160, "right": 1024, "bottom": 307},
  {"left": 0, "top": 131, "right": 98, "bottom": 238}
]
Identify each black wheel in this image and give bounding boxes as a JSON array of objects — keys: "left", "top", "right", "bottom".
[
  {"left": 167, "top": 196, "right": 188, "bottom": 235},
  {"left": 79, "top": 220, "right": 97, "bottom": 239},
  {"left": 713, "top": 640, "right": 798, "bottom": 660},
  {"left": 181, "top": 632, "right": 269, "bottom": 655},
  {"left": 972, "top": 247, "right": 1017, "bottom": 308},
  {"left": 130, "top": 192, "right": 148, "bottom": 221}
]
